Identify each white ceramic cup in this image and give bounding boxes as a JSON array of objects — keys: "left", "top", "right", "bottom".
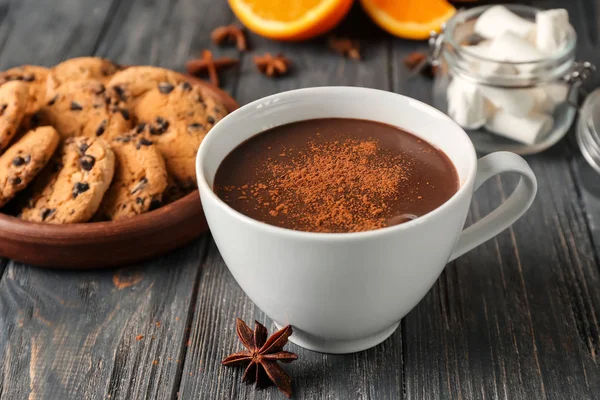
[{"left": 196, "top": 87, "right": 537, "bottom": 354}]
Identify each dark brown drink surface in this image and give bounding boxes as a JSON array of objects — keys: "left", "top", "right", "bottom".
[{"left": 214, "top": 118, "right": 459, "bottom": 233}]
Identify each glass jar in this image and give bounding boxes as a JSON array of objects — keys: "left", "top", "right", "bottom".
[
  {"left": 430, "top": 4, "right": 594, "bottom": 155},
  {"left": 577, "top": 88, "right": 600, "bottom": 174}
]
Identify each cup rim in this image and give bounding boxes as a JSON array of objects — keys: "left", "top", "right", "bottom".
[{"left": 196, "top": 86, "right": 477, "bottom": 241}]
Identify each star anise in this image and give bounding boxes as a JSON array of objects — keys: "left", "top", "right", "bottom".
[
  {"left": 211, "top": 25, "right": 248, "bottom": 51},
  {"left": 403, "top": 52, "right": 427, "bottom": 70},
  {"left": 403, "top": 51, "right": 438, "bottom": 78},
  {"left": 328, "top": 37, "right": 361, "bottom": 60},
  {"left": 253, "top": 53, "right": 291, "bottom": 77},
  {"left": 222, "top": 319, "right": 298, "bottom": 398},
  {"left": 185, "top": 50, "right": 239, "bottom": 87}
]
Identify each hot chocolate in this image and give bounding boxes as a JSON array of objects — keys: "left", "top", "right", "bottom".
[{"left": 213, "top": 118, "right": 459, "bottom": 233}]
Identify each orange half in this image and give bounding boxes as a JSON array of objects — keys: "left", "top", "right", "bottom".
[
  {"left": 229, "top": 0, "right": 353, "bottom": 41},
  {"left": 360, "top": 0, "right": 456, "bottom": 40}
]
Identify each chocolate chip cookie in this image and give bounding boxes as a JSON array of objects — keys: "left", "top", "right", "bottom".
[
  {"left": 0, "top": 126, "right": 60, "bottom": 207},
  {"left": 162, "top": 175, "right": 189, "bottom": 205},
  {"left": 97, "top": 133, "right": 168, "bottom": 220},
  {"left": 20, "top": 137, "right": 115, "bottom": 224},
  {"left": 106, "top": 66, "right": 186, "bottom": 108},
  {"left": 0, "top": 81, "right": 29, "bottom": 152},
  {"left": 0, "top": 65, "right": 49, "bottom": 113},
  {"left": 133, "top": 81, "right": 227, "bottom": 188},
  {"left": 39, "top": 79, "right": 131, "bottom": 139},
  {"left": 47, "top": 57, "right": 121, "bottom": 95}
]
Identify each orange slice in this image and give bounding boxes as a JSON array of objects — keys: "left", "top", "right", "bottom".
[
  {"left": 229, "top": 0, "right": 353, "bottom": 41},
  {"left": 360, "top": 0, "right": 456, "bottom": 40}
]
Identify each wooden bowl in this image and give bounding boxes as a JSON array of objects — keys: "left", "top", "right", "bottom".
[{"left": 0, "top": 76, "right": 239, "bottom": 269}]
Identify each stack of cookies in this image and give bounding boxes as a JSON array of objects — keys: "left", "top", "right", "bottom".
[{"left": 0, "top": 57, "right": 228, "bottom": 223}]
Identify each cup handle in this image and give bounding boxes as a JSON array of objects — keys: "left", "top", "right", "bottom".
[{"left": 448, "top": 152, "right": 537, "bottom": 262}]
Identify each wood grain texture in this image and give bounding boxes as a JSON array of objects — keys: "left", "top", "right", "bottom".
[
  {"left": 0, "top": 0, "right": 599, "bottom": 399},
  {"left": 0, "top": 0, "right": 119, "bottom": 68},
  {"left": 178, "top": 5, "right": 405, "bottom": 400},
  {"left": 96, "top": 0, "right": 239, "bottom": 95},
  {"left": 391, "top": 1, "right": 600, "bottom": 396},
  {"left": 0, "top": 239, "right": 208, "bottom": 400},
  {"left": 0, "top": 0, "right": 211, "bottom": 398},
  {"left": 234, "top": 3, "right": 389, "bottom": 102},
  {"left": 179, "top": 242, "right": 404, "bottom": 400}
]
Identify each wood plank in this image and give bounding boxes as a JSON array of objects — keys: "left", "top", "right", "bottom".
[
  {"left": 0, "top": 0, "right": 126, "bottom": 397},
  {"left": 177, "top": 5, "right": 405, "bottom": 400},
  {"left": 0, "top": 0, "right": 597, "bottom": 399},
  {"left": 178, "top": 242, "right": 404, "bottom": 400},
  {"left": 0, "top": 0, "right": 119, "bottom": 68},
  {"left": 0, "top": 0, "right": 19, "bottom": 58},
  {"left": 232, "top": 6, "right": 389, "bottom": 101},
  {"left": 96, "top": 0, "right": 239, "bottom": 94},
  {"left": 233, "top": 41, "right": 389, "bottom": 100},
  {"left": 391, "top": 2, "right": 600, "bottom": 397},
  {"left": 0, "top": 239, "right": 208, "bottom": 399},
  {"left": 0, "top": 0, "right": 220, "bottom": 399}
]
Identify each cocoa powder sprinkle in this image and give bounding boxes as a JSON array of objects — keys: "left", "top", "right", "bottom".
[
  {"left": 214, "top": 119, "right": 460, "bottom": 234},
  {"left": 248, "top": 138, "right": 407, "bottom": 233}
]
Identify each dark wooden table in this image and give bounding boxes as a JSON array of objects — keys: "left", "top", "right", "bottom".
[{"left": 1, "top": 0, "right": 599, "bottom": 399}]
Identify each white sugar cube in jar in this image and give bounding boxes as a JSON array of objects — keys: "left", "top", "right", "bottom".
[{"left": 430, "top": 4, "right": 593, "bottom": 155}]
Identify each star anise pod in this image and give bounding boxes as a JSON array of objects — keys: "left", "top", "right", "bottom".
[
  {"left": 222, "top": 319, "right": 298, "bottom": 398},
  {"left": 185, "top": 50, "right": 239, "bottom": 87},
  {"left": 253, "top": 53, "right": 291, "bottom": 77},
  {"left": 403, "top": 52, "right": 427, "bottom": 70},
  {"left": 328, "top": 37, "right": 361, "bottom": 60},
  {"left": 403, "top": 51, "right": 438, "bottom": 78},
  {"left": 211, "top": 25, "right": 248, "bottom": 51}
]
